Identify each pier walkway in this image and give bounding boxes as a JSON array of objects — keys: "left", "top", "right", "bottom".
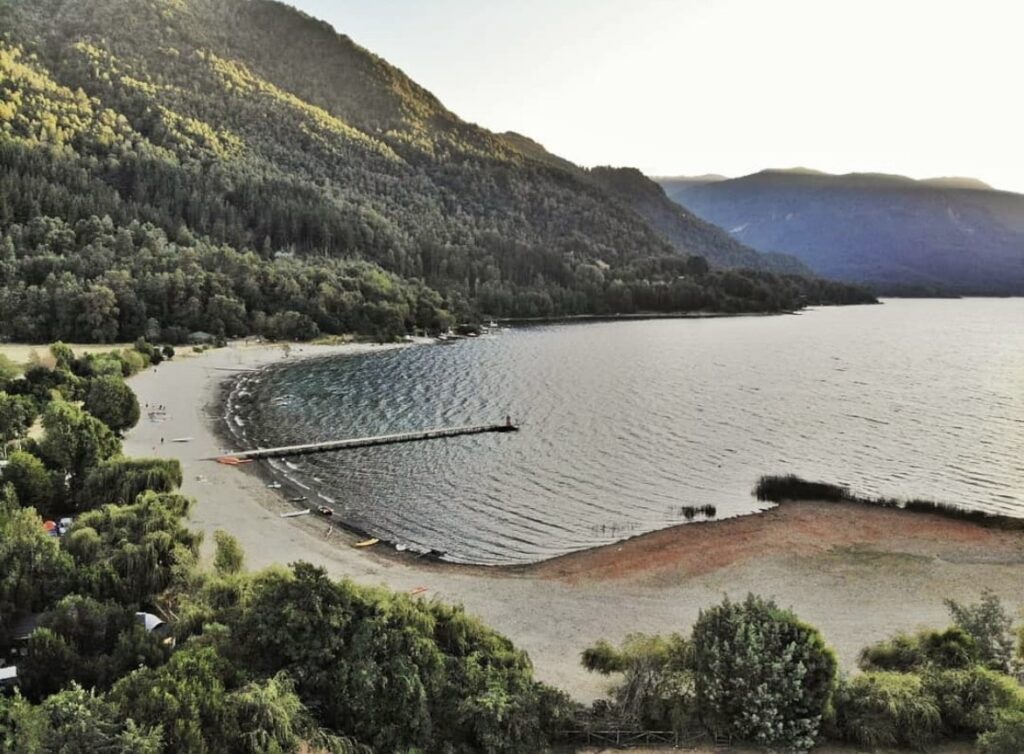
[{"left": 213, "top": 422, "right": 518, "bottom": 461}]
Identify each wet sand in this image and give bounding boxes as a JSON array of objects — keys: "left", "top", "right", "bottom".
[{"left": 124, "top": 342, "right": 1024, "bottom": 702}]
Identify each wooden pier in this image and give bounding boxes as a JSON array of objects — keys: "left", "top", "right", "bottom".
[{"left": 214, "top": 422, "right": 518, "bottom": 461}]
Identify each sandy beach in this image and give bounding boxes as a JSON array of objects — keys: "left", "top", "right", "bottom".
[{"left": 124, "top": 342, "right": 1024, "bottom": 702}]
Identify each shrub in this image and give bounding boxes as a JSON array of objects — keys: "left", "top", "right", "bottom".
[
  {"left": 84, "top": 376, "right": 141, "bottom": 434},
  {"left": 691, "top": 594, "right": 837, "bottom": 750},
  {"left": 753, "top": 474, "right": 849, "bottom": 502},
  {"left": 119, "top": 350, "right": 146, "bottom": 376},
  {"left": 581, "top": 633, "right": 694, "bottom": 731},
  {"left": 213, "top": 530, "right": 245, "bottom": 576},
  {"left": 859, "top": 632, "right": 927, "bottom": 672},
  {"left": 0, "top": 392, "right": 37, "bottom": 444},
  {"left": 832, "top": 672, "right": 942, "bottom": 749},
  {"left": 925, "top": 666, "right": 1024, "bottom": 736},
  {"left": 0, "top": 353, "right": 22, "bottom": 382},
  {"left": 582, "top": 639, "right": 627, "bottom": 674},
  {"left": 860, "top": 628, "right": 978, "bottom": 672},
  {"left": 946, "top": 590, "right": 1015, "bottom": 672},
  {"left": 1, "top": 450, "right": 55, "bottom": 516},
  {"left": 979, "top": 709, "right": 1024, "bottom": 754},
  {"left": 919, "top": 627, "right": 980, "bottom": 669},
  {"left": 81, "top": 457, "right": 183, "bottom": 507}
]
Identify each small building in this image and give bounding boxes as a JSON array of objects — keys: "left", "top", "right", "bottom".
[
  {"left": 0, "top": 665, "right": 18, "bottom": 692},
  {"left": 136, "top": 612, "right": 174, "bottom": 645},
  {"left": 2, "top": 613, "right": 42, "bottom": 666}
]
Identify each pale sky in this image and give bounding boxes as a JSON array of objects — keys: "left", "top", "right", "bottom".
[{"left": 291, "top": 0, "right": 1024, "bottom": 193}]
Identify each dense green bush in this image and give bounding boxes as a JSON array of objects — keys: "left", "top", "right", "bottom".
[
  {"left": 979, "top": 710, "right": 1024, "bottom": 754},
  {"left": 925, "top": 666, "right": 1024, "bottom": 736},
  {"left": 188, "top": 563, "right": 571, "bottom": 754},
  {"left": 691, "top": 594, "right": 837, "bottom": 750},
  {"left": 4, "top": 365, "right": 83, "bottom": 405},
  {"left": 0, "top": 490, "right": 73, "bottom": 640},
  {"left": 84, "top": 375, "right": 141, "bottom": 434},
  {"left": 1, "top": 450, "right": 55, "bottom": 516},
  {"left": 38, "top": 400, "right": 121, "bottom": 509},
  {"left": 581, "top": 633, "right": 694, "bottom": 731},
  {"left": 946, "top": 591, "right": 1015, "bottom": 672},
  {"left": 0, "top": 683, "right": 164, "bottom": 753},
  {"left": 212, "top": 530, "right": 245, "bottom": 576},
  {"left": 66, "top": 492, "right": 200, "bottom": 605},
  {"left": 753, "top": 474, "right": 851, "bottom": 503},
  {"left": 81, "top": 457, "right": 183, "bottom": 507},
  {"left": 858, "top": 632, "right": 927, "bottom": 672},
  {"left": 832, "top": 671, "right": 942, "bottom": 749},
  {"left": 860, "top": 627, "right": 979, "bottom": 671},
  {"left": 0, "top": 392, "right": 36, "bottom": 445},
  {"left": 19, "top": 595, "right": 170, "bottom": 700},
  {"left": 109, "top": 646, "right": 360, "bottom": 754}
]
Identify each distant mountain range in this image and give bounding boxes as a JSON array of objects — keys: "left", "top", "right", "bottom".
[
  {"left": 658, "top": 169, "right": 1024, "bottom": 294},
  {"left": 587, "top": 167, "right": 810, "bottom": 275}
]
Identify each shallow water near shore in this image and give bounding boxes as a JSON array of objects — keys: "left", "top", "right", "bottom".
[{"left": 225, "top": 299, "right": 1024, "bottom": 565}]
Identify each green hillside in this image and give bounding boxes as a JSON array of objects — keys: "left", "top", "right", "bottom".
[{"left": 0, "top": 0, "right": 873, "bottom": 342}]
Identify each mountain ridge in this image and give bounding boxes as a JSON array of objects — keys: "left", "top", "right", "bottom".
[{"left": 659, "top": 169, "right": 1024, "bottom": 294}]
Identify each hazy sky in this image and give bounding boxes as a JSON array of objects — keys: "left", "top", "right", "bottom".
[{"left": 292, "top": 0, "right": 1024, "bottom": 193}]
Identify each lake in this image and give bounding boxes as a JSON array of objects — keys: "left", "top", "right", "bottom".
[{"left": 225, "top": 299, "right": 1024, "bottom": 565}]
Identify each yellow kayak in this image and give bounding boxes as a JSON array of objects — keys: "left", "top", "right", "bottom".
[{"left": 354, "top": 537, "right": 380, "bottom": 548}]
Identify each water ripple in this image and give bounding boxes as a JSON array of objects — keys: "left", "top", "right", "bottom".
[{"left": 227, "top": 299, "right": 1024, "bottom": 565}]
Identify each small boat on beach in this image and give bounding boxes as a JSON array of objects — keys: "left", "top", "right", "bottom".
[
  {"left": 354, "top": 537, "right": 380, "bottom": 548},
  {"left": 266, "top": 482, "right": 282, "bottom": 489},
  {"left": 280, "top": 509, "right": 310, "bottom": 518},
  {"left": 316, "top": 505, "right": 334, "bottom": 517}
]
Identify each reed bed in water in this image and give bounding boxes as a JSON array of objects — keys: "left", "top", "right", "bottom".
[
  {"left": 679, "top": 504, "right": 717, "bottom": 520},
  {"left": 754, "top": 474, "right": 1024, "bottom": 530}
]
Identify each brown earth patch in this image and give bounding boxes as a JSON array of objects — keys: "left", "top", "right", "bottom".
[{"left": 526, "top": 500, "right": 1016, "bottom": 584}]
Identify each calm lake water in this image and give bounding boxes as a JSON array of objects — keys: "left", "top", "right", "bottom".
[{"left": 226, "top": 299, "right": 1024, "bottom": 565}]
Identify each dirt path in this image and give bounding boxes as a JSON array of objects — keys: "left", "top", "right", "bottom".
[{"left": 124, "top": 342, "right": 1024, "bottom": 702}]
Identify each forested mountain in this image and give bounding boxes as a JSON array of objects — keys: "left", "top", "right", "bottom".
[
  {"left": 0, "top": 0, "right": 873, "bottom": 343},
  {"left": 660, "top": 169, "right": 1024, "bottom": 295},
  {"left": 588, "top": 167, "right": 811, "bottom": 275}
]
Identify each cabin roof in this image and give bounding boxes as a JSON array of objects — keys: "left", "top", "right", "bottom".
[{"left": 135, "top": 612, "right": 167, "bottom": 633}]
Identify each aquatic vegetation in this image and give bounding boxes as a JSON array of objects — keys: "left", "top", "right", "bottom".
[
  {"left": 754, "top": 474, "right": 1024, "bottom": 530},
  {"left": 679, "top": 504, "right": 716, "bottom": 520}
]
